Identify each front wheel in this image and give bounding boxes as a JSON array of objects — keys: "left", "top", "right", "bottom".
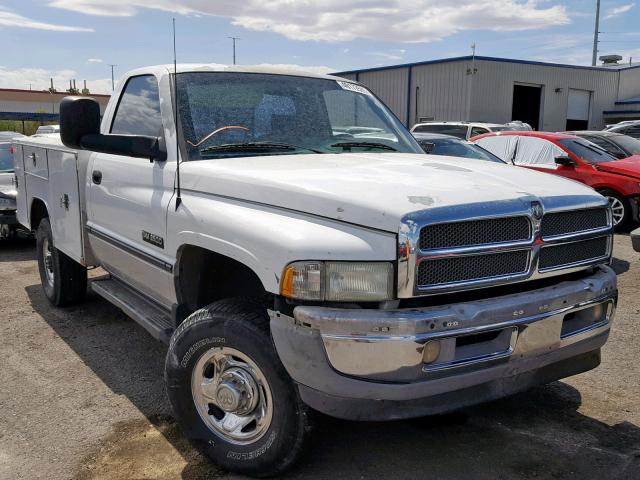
[
  {"left": 600, "top": 189, "right": 632, "bottom": 230},
  {"left": 165, "top": 299, "right": 309, "bottom": 477}
]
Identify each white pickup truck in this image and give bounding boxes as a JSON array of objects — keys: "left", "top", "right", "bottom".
[{"left": 14, "top": 64, "right": 618, "bottom": 476}]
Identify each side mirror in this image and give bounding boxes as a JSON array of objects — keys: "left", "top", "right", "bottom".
[
  {"left": 554, "top": 155, "right": 576, "bottom": 167},
  {"left": 60, "top": 96, "right": 167, "bottom": 162},
  {"left": 60, "top": 96, "right": 100, "bottom": 149}
]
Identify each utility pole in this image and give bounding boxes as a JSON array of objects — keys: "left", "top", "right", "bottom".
[
  {"left": 227, "top": 36, "right": 240, "bottom": 65},
  {"left": 592, "top": 0, "right": 601, "bottom": 66},
  {"left": 108, "top": 64, "right": 117, "bottom": 91}
]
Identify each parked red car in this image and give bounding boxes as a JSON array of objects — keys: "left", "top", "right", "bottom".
[{"left": 471, "top": 131, "right": 640, "bottom": 228}]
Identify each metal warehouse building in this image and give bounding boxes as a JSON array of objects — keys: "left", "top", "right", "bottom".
[{"left": 334, "top": 56, "right": 640, "bottom": 131}]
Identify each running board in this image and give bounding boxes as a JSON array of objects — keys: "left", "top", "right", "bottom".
[{"left": 91, "top": 278, "right": 174, "bottom": 344}]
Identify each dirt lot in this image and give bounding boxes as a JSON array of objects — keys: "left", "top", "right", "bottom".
[{"left": 1, "top": 235, "right": 638, "bottom": 480}]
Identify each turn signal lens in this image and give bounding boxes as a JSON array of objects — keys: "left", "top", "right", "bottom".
[{"left": 280, "top": 262, "right": 323, "bottom": 300}]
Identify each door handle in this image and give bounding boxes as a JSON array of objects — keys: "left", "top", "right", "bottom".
[{"left": 92, "top": 170, "right": 102, "bottom": 185}]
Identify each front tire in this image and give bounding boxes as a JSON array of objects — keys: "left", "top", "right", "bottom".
[
  {"left": 599, "top": 189, "right": 632, "bottom": 230},
  {"left": 35, "top": 218, "right": 87, "bottom": 306},
  {"left": 165, "top": 299, "right": 309, "bottom": 477}
]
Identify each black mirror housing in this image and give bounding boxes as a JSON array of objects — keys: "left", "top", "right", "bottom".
[
  {"left": 555, "top": 155, "right": 576, "bottom": 166},
  {"left": 59, "top": 96, "right": 166, "bottom": 162},
  {"left": 60, "top": 96, "right": 101, "bottom": 150},
  {"left": 80, "top": 134, "right": 167, "bottom": 162}
]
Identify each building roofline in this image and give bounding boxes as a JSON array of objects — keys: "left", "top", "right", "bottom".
[
  {"left": 0, "top": 87, "right": 110, "bottom": 97},
  {"left": 333, "top": 55, "right": 640, "bottom": 76}
]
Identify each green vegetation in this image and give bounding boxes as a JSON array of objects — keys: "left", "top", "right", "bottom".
[{"left": 0, "top": 120, "right": 58, "bottom": 136}]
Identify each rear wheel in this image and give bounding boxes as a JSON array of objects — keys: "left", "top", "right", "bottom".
[
  {"left": 599, "top": 189, "right": 632, "bottom": 230},
  {"left": 165, "top": 299, "right": 309, "bottom": 477},
  {"left": 36, "top": 218, "right": 87, "bottom": 306}
]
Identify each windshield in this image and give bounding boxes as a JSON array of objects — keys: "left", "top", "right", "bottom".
[
  {"left": 417, "top": 138, "right": 505, "bottom": 163},
  {"left": 0, "top": 144, "right": 14, "bottom": 172},
  {"left": 558, "top": 138, "right": 617, "bottom": 164},
  {"left": 612, "top": 135, "right": 640, "bottom": 155},
  {"left": 412, "top": 124, "right": 467, "bottom": 139},
  {"left": 176, "top": 72, "right": 422, "bottom": 160}
]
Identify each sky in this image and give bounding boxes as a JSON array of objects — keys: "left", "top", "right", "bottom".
[{"left": 0, "top": 0, "right": 638, "bottom": 94}]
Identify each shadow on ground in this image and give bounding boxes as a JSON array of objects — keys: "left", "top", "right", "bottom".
[
  {"left": 26, "top": 284, "right": 640, "bottom": 480},
  {"left": 0, "top": 236, "right": 35, "bottom": 262}
]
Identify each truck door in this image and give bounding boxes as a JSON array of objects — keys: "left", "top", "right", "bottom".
[{"left": 87, "top": 74, "right": 177, "bottom": 308}]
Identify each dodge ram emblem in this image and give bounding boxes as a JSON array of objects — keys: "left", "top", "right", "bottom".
[{"left": 531, "top": 202, "right": 543, "bottom": 220}]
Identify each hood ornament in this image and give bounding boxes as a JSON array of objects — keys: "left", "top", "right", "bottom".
[{"left": 531, "top": 201, "right": 544, "bottom": 220}]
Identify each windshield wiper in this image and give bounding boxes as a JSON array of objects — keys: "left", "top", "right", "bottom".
[
  {"left": 200, "top": 142, "right": 323, "bottom": 154},
  {"left": 330, "top": 141, "right": 397, "bottom": 151}
]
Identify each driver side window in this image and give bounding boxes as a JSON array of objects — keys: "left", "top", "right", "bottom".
[{"left": 111, "top": 75, "right": 163, "bottom": 137}]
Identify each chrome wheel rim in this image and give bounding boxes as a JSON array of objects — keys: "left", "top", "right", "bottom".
[
  {"left": 607, "top": 196, "right": 625, "bottom": 226},
  {"left": 42, "top": 237, "right": 55, "bottom": 288},
  {"left": 191, "top": 346, "right": 273, "bottom": 445}
]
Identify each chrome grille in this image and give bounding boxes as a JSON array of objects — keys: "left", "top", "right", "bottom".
[
  {"left": 541, "top": 208, "right": 609, "bottom": 238},
  {"left": 419, "top": 217, "right": 531, "bottom": 250},
  {"left": 417, "top": 250, "right": 529, "bottom": 287},
  {"left": 539, "top": 237, "right": 609, "bottom": 271}
]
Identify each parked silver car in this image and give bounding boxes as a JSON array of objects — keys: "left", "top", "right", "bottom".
[{"left": 0, "top": 133, "right": 25, "bottom": 239}]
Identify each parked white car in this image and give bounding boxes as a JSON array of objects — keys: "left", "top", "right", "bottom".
[
  {"left": 411, "top": 121, "right": 521, "bottom": 140},
  {"left": 14, "top": 65, "right": 617, "bottom": 477}
]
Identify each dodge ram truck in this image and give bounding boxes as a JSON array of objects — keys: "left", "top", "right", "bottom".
[{"left": 14, "top": 65, "right": 618, "bottom": 477}]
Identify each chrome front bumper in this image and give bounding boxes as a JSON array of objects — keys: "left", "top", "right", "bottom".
[{"left": 270, "top": 266, "right": 617, "bottom": 419}]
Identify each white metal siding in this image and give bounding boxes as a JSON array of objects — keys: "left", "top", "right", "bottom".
[
  {"left": 470, "top": 60, "right": 619, "bottom": 130},
  {"left": 410, "top": 60, "right": 471, "bottom": 128},
  {"left": 618, "top": 68, "right": 640, "bottom": 100},
  {"left": 358, "top": 68, "right": 409, "bottom": 125}
]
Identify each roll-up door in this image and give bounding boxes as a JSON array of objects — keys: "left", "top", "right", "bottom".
[{"left": 566, "top": 89, "right": 591, "bottom": 130}]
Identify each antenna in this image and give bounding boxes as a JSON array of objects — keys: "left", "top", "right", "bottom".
[{"left": 173, "top": 18, "right": 182, "bottom": 210}]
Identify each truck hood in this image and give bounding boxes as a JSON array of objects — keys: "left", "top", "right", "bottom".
[
  {"left": 595, "top": 155, "right": 640, "bottom": 180},
  {"left": 180, "top": 153, "right": 603, "bottom": 232}
]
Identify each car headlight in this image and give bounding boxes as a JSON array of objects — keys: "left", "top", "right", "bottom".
[
  {"left": 0, "top": 197, "right": 16, "bottom": 209},
  {"left": 281, "top": 261, "right": 394, "bottom": 302}
]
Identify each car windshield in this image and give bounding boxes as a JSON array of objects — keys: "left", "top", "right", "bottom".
[
  {"left": 558, "top": 138, "right": 617, "bottom": 164},
  {"left": 612, "top": 135, "right": 640, "bottom": 155},
  {"left": 412, "top": 124, "right": 467, "bottom": 139},
  {"left": 176, "top": 72, "right": 423, "bottom": 160},
  {"left": 0, "top": 144, "right": 13, "bottom": 172},
  {"left": 417, "top": 138, "right": 505, "bottom": 163}
]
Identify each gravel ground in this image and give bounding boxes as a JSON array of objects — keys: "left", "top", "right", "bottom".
[{"left": 0, "top": 235, "right": 638, "bottom": 480}]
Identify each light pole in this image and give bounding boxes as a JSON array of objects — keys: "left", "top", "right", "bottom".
[
  {"left": 108, "top": 64, "right": 117, "bottom": 91},
  {"left": 227, "top": 36, "right": 240, "bottom": 65},
  {"left": 592, "top": 0, "right": 601, "bottom": 66}
]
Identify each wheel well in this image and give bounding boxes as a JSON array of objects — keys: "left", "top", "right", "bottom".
[
  {"left": 30, "top": 198, "right": 48, "bottom": 230},
  {"left": 176, "top": 245, "right": 268, "bottom": 315}
]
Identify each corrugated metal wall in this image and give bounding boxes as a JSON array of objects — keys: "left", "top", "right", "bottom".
[
  {"left": 337, "top": 58, "right": 632, "bottom": 130},
  {"left": 410, "top": 60, "right": 471, "bottom": 126},
  {"left": 618, "top": 68, "right": 640, "bottom": 100},
  {"left": 358, "top": 68, "right": 409, "bottom": 125},
  {"left": 470, "top": 60, "right": 620, "bottom": 130}
]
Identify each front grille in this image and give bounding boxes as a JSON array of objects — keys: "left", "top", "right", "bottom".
[
  {"left": 539, "top": 236, "right": 609, "bottom": 270},
  {"left": 417, "top": 250, "right": 530, "bottom": 287},
  {"left": 419, "top": 217, "right": 531, "bottom": 250},
  {"left": 541, "top": 208, "right": 609, "bottom": 238}
]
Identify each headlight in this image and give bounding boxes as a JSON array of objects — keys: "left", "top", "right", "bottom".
[
  {"left": 0, "top": 197, "right": 16, "bottom": 209},
  {"left": 281, "top": 261, "right": 394, "bottom": 302}
]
